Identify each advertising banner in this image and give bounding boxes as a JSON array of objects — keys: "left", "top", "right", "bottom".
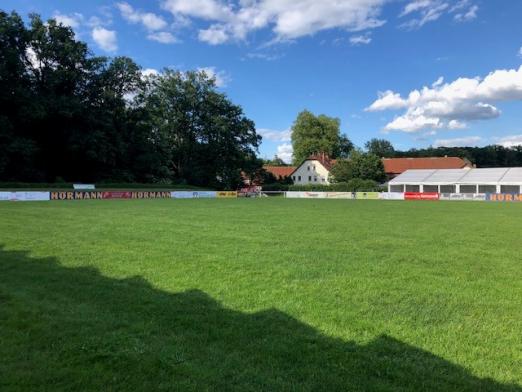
[
  {"left": 0, "top": 192, "right": 12, "bottom": 201},
  {"left": 73, "top": 184, "right": 95, "bottom": 190},
  {"left": 379, "top": 192, "right": 405, "bottom": 200},
  {"left": 50, "top": 190, "right": 172, "bottom": 200},
  {"left": 171, "top": 191, "right": 217, "bottom": 199},
  {"left": 325, "top": 192, "right": 354, "bottom": 199},
  {"left": 102, "top": 191, "right": 132, "bottom": 199},
  {"left": 12, "top": 192, "right": 50, "bottom": 201},
  {"left": 355, "top": 192, "right": 379, "bottom": 200},
  {"left": 441, "top": 193, "right": 489, "bottom": 201},
  {"left": 404, "top": 192, "right": 439, "bottom": 200},
  {"left": 51, "top": 191, "right": 104, "bottom": 200},
  {"left": 217, "top": 191, "right": 238, "bottom": 198},
  {"left": 486, "top": 193, "right": 522, "bottom": 202},
  {"left": 285, "top": 192, "right": 327, "bottom": 198}
]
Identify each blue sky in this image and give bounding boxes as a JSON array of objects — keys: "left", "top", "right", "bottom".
[{"left": 4, "top": 0, "right": 522, "bottom": 162}]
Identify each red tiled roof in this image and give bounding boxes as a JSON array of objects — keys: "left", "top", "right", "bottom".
[
  {"left": 382, "top": 157, "right": 471, "bottom": 175},
  {"left": 263, "top": 165, "right": 296, "bottom": 179}
]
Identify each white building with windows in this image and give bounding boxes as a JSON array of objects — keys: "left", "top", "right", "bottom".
[
  {"left": 289, "top": 154, "right": 335, "bottom": 185},
  {"left": 388, "top": 167, "right": 522, "bottom": 194}
]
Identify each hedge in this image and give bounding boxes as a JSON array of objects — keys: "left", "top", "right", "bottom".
[{"left": 287, "top": 179, "right": 384, "bottom": 192}]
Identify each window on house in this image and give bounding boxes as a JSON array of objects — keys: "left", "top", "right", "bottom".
[
  {"left": 298, "top": 176, "right": 301, "bottom": 181},
  {"left": 292, "top": 176, "right": 295, "bottom": 181},
  {"left": 307, "top": 165, "right": 310, "bottom": 171},
  {"left": 313, "top": 165, "right": 316, "bottom": 170},
  {"left": 308, "top": 176, "right": 312, "bottom": 181},
  {"left": 314, "top": 177, "right": 317, "bottom": 182},
  {"left": 322, "top": 178, "right": 325, "bottom": 182}
]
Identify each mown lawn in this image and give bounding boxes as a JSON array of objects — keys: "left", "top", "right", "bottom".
[{"left": 0, "top": 199, "right": 521, "bottom": 391}]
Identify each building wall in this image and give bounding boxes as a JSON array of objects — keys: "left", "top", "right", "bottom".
[{"left": 291, "top": 160, "right": 331, "bottom": 185}]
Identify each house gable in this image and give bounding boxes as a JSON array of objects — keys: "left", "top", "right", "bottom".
[{"left": 290, "top": 159, "right": 332, "bottom": 185}]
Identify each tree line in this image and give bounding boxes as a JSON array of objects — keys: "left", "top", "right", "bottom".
[{"left": 0, "top": 11, "right": 261, "bottom": 189}]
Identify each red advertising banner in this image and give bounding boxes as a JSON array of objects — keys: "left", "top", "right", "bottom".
[
  {"left": 102, "top": 191, "right": 132, "bottom": 199},
  {"left": 404, "top": 192, "right": 440, "bottom": 200}
]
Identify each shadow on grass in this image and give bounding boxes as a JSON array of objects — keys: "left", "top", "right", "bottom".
[{"left": 0, "top": 246, "right": 519, "bottom": 391}]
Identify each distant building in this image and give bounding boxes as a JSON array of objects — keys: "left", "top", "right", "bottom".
[
  {"left": 287, "top": 155, "right": 473, "bottom": 185},
  {"left": 383, "top": 157, "right": 472, "bottom": 180},
  {"left": 289, "top": 154, "right": 336, "bottom": 185},
  {"left": 388, "top": 167, "right": 522, "bottom": 194}
]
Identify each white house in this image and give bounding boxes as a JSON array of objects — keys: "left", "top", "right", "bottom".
[{"left": 289, "top": 154, "right": 336, "bottom": 185}]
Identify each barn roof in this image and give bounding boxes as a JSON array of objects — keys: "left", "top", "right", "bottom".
[{"left": 383, "top": 157, "right": 470, "bottom": 175}]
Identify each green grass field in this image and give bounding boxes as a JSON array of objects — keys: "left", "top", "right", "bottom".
[{"left": 1, "top": 199, "right": 521, "bottom": 391}]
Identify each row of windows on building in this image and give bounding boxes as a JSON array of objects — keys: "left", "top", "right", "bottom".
[{"left": 292, "top": 175, "right": 326, "bottom": 182}]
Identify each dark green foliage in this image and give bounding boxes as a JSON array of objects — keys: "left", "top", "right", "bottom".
[
  {"left": 289, "top": 179, "right": 382, "bottom": 192},
  {"left": 395, "top": 145, "right": 522, "bottom": 167},
  {"left": 261, "top": 183, "right": 290, "bottom": 191},
  {"left": 330, "top": 150, "right": 386, "bottom": 183},
  {"left": 291, "top": 110, "right": 353, "bottom": 164},
  {"left": 365, "top": 138, "right": 395, "bottom": 158},
  {"left": 0, "top": 11, "right": 260, "bottom": 188}
]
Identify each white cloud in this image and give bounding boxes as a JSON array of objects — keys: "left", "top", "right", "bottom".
[
  {"left": 91, "top": 27, "right": 118, "bottom": 52},
  {"left": 399, "top": 0, "right": 449, "bottom": 29},
  {"left": 141, "top": 68, "right": 160, "bottom": 77},
  {"left": 117, "top": 2, "right": 168, "bottom": 31},
  {"left": 518, "top": 47, "right": 522, "bottom": 58},
  {"left": 53, "top": 12, "right": 84, "bottom": 29},
  {"left": 367, "top": 65, "right": 522, "bottom": 132},
  {"left": 147, "top": 31, "right": 179, "bottom": 44},
  {"left": 496, "top": 134, "right": 522, "bottom": 148},
  {"left": 433, "top": 136, "right": 482, "bottom": 147},
  {"left": 366, "top": 90, "right": 408, "bottom": 111},
  {"left": 161, "top": 0, "right": 387, "bottom": 44},
  {"left": 197, "top": 66, "right": 229, "bottom": 87},
  {"left": 400, "top": 0, "right": 478, "bottom": 29},
  {"left": 350, "top": 34, "right": 372, "bottom": 46},
  {"left": 400, "top": 0, "right": 433, "bottom": 17},
  {"left": 276, "top": 143, "right": 293, "bottom": 163},
  {"left": 432, "top": 76, "right": 444, "bottom": 87},
  {"left": 198, "top": 25, "right": 229, "bottom": 45},
  {"left": 257, "top": 128, "right": 292, "bottom": 142},
  {"left": 447, "top": 119, "right": 467, "bottom": 129},
  {"left": 454, "top": 4, "right": 478, "bottom": 22}
]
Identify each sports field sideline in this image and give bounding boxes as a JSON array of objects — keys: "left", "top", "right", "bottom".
[{"left": 0, "top": 199, "right": 521, "bottom": 391}]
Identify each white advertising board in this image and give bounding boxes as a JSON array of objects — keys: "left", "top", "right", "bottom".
[{"left": 379, "top": 192, "right": 405, "bottom": 200}]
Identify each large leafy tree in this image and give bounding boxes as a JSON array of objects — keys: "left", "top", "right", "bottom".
[
  {"left": 331, "top": 150, "right": 386, "bottom": 183},
  {"left": 291, "top": 110, "right": 352, "bottom": 164},
  {"left": 142, "top": 69, "right": 260, "bottom": 189},
  {"left": 365, "top": 138, "right": 395, "bottom": 158}
]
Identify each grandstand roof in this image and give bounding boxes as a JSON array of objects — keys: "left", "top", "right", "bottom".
[{"left": 389, "top": 167, "right": 522, "bottom": 185}]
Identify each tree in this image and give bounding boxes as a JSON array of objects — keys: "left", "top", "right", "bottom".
[
  {"left": 142, "top": 69, "right": 261, "bottom": 189},
  {"left": 266, "top": 155, "right": 287, "bottom": 166},
  {"left": 365, "top": 138, "right": 395, "bottom": 158},
  {"left": 330, "top": 150, "right": 386, "bottom": 183},
  {"left": 291, "top": 110, "right": 352, "bottom": 164}
]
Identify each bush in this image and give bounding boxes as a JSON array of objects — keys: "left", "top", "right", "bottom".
[
  {"left": 288, "top": 179, "right": 383, "bottom": 192},
  {"left": 261, "top": 183, "right": 290, "bottom": 192}
]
